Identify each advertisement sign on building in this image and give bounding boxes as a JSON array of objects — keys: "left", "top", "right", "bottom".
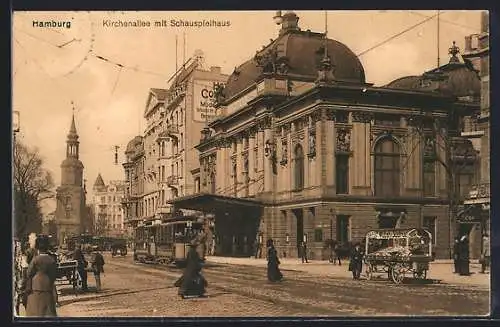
[{"left": 193, "top": 80, "right": 224, "bottom": 122}]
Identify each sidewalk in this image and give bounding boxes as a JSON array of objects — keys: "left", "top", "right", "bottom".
[{"left": 205, "top": 256, "right": 490, "bottom": 288}]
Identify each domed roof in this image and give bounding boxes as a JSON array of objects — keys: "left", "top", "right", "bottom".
[
  {"left": 125, "top": 136, "right": 143, "bottom": 153},
  {"left": 383, "top": 42, "right": 480, "bottom": 99},
  {"left": 383, "top": 76, "right": 422, "bottom": 90},
  {"left": 223, "top": 13, "right": 365, "bottom": 101}
]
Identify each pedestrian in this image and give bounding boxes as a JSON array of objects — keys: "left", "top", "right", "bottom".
[
  {"left": 481, "top": 234, "right": 490, "bottom": 274},
  {"left": 334, "top": 242, "right": 342, "bottom": 265},
  {"left": 174, "top": 241, "right": 207, "bottom": 298},
  {"left": 90, "top": 247, "right": 105, "bottom": 292},
  {"left": 300, "top": 241, "right": 309, "bottom": 263},
  {"left": 47, "top": 245, "right": 60, "bottom": 307},
  {"left": 458, "top": 235, "right": 470, "bottom": 276},
  {"left": 73, "top": 244, "right": 89, "bottom": 292},
  {"left": 349, "top": 242, "right": 363, "bottom": 280},
  {"left": 266, "top": 239, "right": 283, "bottom": 282},
  {"left": 24, "top": 236, "right": 58, "bottom": 317},
  {"left": 453, "top": 237, "right": 460, "bottom": 274}
]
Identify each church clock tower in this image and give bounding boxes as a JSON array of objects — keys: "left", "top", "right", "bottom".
[{"left": 55, "top": 113, "right": 87, "bottom": 245}]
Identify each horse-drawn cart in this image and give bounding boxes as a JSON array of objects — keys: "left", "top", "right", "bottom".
[
  {"left": 55, "top": 257, "right": 82, "bottom": 293},
  {"left": 364, "top": 228, "right": 434, "bottom": 284}
]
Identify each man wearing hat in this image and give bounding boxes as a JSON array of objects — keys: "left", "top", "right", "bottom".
[{"left": 349, "top": 242, "right": 364, "bottom": 280}]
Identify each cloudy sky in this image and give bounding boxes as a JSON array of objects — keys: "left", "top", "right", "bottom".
[{"left": 12, "top": 10, "right": 483, "bottom": 213}]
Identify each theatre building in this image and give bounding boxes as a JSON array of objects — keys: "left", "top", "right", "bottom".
[{"left": 170, "top": 12, "right": 480, "bottom": 259}]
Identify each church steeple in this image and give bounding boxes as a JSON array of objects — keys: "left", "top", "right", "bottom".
[{"left": 66, "top": 109, "right": 80, "bottom": 160}]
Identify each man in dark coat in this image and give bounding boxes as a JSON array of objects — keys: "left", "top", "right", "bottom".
[
  {"left": 73, "top": 244, "right": 88, "bottom": 291},
  {"left": 458, "top": 235, "right": 470, "bottom": 276},
  {"left": 267, "top": 239, "right": 283, "bottom": 282},
  {"left": 349, "top": 243, "right": 363, "bottom": 280},
  {"left": 25, "top": 236, "right": 58, "bottom": 317},
  {"left": 90, "top": 247, "right": 105, "bottom": 292},
  {"left": 300, "top": 241, "right": 309, "bottom": 263},
  {"left": 175, "top": 242, "right": 207, "bottom": 298}
]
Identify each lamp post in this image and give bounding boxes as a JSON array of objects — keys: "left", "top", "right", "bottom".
[{"left": 329, "top": 208, "right": 335, "bottom": 263}]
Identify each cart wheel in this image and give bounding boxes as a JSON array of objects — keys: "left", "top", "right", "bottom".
[
  {"left": 365, "top": 264, "right": 373, "bottom": 280},
  {"left": 72, "top": 269, "right": 82, "bottom": 292},
  {"left": 391, "top": 263, "right": 406, "bottom": 284},
  {"left": 413, "top": 269, "right": 427, "bottom": 280}
]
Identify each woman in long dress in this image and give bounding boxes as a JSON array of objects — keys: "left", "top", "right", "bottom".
[
  {"left": 25, "top": 236, "right": 58, "bottom": 317},
  {"left": 174, "top": 242, "right": 207, "bottom": 298},
  {"left": 266, "top": 239, "right": 283, "bottom": 282}
]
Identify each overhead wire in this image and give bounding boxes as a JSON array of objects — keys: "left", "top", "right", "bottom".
[
  {"left": 408, "top": 10, "right": 482, "bottom": 32},
  {"left": 356, "top": 12, "right": 441, "bottom": 57}
]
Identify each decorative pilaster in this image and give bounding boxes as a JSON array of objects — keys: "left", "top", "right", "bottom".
[{"left": 351, "top": 112, "right": 371, "bottom": 194}]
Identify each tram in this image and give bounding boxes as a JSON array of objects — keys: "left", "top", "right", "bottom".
[{"left": 133, "top": 216, "right": 204, "bottom": 266}]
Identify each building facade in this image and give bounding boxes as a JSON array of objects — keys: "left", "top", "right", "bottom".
[
  {"left": 54, "top": 114, "right": 88, "bottom": 244},
  {"left": 92, "top": 174, "right": 127, "bottom": 237},
  {"left": 122, "top": 52, "right": 228, "bottom": 232},
  {"left": 461, "top": 10, "right": 490, "bottom": 259},
  {"left": 171, "top": 12, "right": 480, "bottom": 260}
]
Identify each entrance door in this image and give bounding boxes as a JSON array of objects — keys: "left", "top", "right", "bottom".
[{"left": 293, "top": 209, "right": 304, "bottom": 256}]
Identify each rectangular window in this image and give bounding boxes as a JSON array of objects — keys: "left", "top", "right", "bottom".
[
  {"left": 336, "top": 154, "right": 349, "bottom": 194},
  {"left": 423, "top": 216, "right": 437, "bottom": 245},
  {"left": 423, "top": 160, "right": 436, "bottom": 196},
  {"left": 336, "top": 215, "right": 350, "bottom": 244},
  {"left": 336, "top": 112, "right": 348, "bottom": 123},
  {"left": 378, "top": 216, "right": 397, "bottom": 229},
  {"left": 457, "top": 164, "right": 475, "bottom": 198},
  {"left": 254, "top": 148, "right": 258, "bottom": 172},
  {"left": 314, "top": 228, "right": 323, "bottom": 242},
  {"left": 195, "top": 177, "right": 200, "bottom": 193}
]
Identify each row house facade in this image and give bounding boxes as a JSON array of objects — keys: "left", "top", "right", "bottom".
[
  {"left": 171, "top": 12, "right": 480, "bottom": 260},
  {"left": 92, "top": 174, "right": 127, "bottom": 237},
  {"left": 122, "top": 53, "right": 228, "bottom": 233},
  {"left": 461, "top": 10, "right": 490, "bottom": 259}
]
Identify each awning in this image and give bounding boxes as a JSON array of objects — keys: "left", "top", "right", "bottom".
[{"left": 167, "top": 192, "right": 263, "bottom": 214}]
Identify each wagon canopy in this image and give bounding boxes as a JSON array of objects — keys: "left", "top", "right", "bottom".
[{"left": 365, "top": 228, "right": 432, "bottom": 240}]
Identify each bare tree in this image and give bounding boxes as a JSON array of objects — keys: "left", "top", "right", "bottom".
[
  {"left": 94, "top": 212, "right": 108, "bottom": 236},
  {"left": 13, "top": 141, "right": 55, "bottom": 238},
  {"left": 405, "top": 110, "right": 478, "bottom": 258}
]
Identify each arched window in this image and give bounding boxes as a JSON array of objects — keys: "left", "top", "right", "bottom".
[
  {"left": 374, "top": 137, "right": 400, "bottom": 197},
  {"left": 210, "top": 173, "right": 216, "bottom": 194},
  {"left": 294, "top": 144, "right": 305, "bottom": 190}
]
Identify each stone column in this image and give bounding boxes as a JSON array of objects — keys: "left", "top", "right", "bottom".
[
  {"left": 324, "top": 108, "right": 336, "bottom": 192},
  {"left": 249, "top": 134, "right": 257, "bottom": 196},
  {"left": 263, "top": 127, "right": 273, "bottom": 193},
  {"left": 236, "top": 136, "right": 244, "bottom": 197},
  {"left": 351, "top": 112, "right": 372, "bottom": 195}
]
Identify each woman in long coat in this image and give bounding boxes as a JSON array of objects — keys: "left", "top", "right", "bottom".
[
  {"left": 266, "top": 239, "right": 283, "bottom": 282},
  {"left": 25, "top": 236, "right": 58, "bottom": 317},
  {"left": 174, "top": 242, "right": 207, "bottom": 298}
]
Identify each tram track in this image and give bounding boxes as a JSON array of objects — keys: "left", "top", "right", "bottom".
[
  {"left": 106, "top": 257, "right": 488, "bottom": 316},
  {"left": 110, "top": 259, "right": 370, "bottom": 315}
]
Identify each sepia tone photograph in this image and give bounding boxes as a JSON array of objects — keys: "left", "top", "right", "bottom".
[{"left": 12, "top": 10, "right": 491, "bottom": 318}]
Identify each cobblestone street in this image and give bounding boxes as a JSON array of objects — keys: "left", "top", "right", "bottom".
[{"left": 51, "top": 253, "right": 490, "bottom": 317}]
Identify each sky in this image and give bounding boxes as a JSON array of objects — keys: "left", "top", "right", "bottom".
[{"left": 12, "top": 10, "right": 484, "bottom": 214}]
